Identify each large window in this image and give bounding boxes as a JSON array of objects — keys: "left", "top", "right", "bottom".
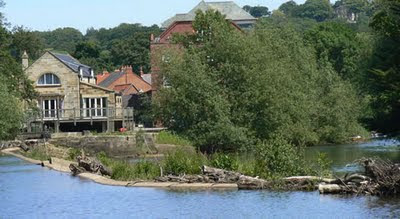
[
  {"left": 40, "top": 98, "right": 63, "bottom": 118},
  {"left": 82, "top": 97, "right": 107, "bottom": 117},
  {"left": 38, "top": 73, "right": 60, "bottom": 85}
]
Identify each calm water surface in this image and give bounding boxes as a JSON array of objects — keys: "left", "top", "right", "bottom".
[{"left": 1, "top": 139, "right": 400, "bottom": 218}]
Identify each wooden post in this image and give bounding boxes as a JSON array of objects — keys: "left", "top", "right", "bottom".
[
  {"left": 73, "top": 107, "right": 77, "bottom": 126},
  {"left": 107, "top": 108, "right": 110, "bottom": 133},
  {"left": 122, "top": 108, "right": 126, "bottom": 129}
]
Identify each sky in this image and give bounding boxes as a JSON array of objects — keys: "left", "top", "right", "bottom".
[{"left": 2, "top": 0, "right": 307, "bottom": 33}]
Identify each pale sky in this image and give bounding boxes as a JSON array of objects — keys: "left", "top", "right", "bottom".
[{"left": 3, "top": 0, "right": 308, "bottom": 33}]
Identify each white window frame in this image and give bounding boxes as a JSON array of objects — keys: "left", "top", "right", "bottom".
[{"left": 38, "top": 73, "right": 61, "bottom": 86}]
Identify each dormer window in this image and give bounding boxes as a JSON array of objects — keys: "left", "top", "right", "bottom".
[{"left": 38, "top": 73, "right": 60, "bottom": 85}]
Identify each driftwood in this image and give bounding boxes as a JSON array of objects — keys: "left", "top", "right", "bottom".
[
  {"left": 69, "top": 156, "right": 112, "bottom": 176},
  {"left": 318, "top": 158, "right": 400, "bottom": 196}
]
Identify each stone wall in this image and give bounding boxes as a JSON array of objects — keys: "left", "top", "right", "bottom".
[{"left": 48, "top": 135, "right": 152, "bottom": 157}]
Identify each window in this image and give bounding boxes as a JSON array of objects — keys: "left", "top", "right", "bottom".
[
  {"left": 82, "top": 97, "right": 107, "bottom": 117},
  {"left": 38, "top": 73, "right": 60, "bottom": 85},
  {"left": 40, "top": 98, "right": 63, "bottom": 118}
]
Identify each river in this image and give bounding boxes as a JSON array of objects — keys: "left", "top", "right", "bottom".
[{"left": 1, "top": 138, "right": 400, "bottom": 218}]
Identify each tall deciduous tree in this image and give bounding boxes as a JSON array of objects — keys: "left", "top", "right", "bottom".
[
  {"left": 367, "top": 0, "right": 400, "bottom": 132},
  {"left": 155, "top": 10, "right": 365, "bottom": 152}
]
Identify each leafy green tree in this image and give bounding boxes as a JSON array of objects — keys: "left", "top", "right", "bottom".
[
  {"left": 297, "top": 0, "right": 335, "bottom": 22},
  {"left": 36, "top": 27, "right": 83, "bottom": 54},
  {"left": 304, "top": 22, "right": 367, "bottom": 82},
  {"left": 279, "top": 0, "right": 299, "bottom": 16},
  {"left": 0, "top": 1, "right": 36, "bottom": 139},
  {"left": 10, "top": 26, "right": 43, "bottom": 61},
  {"left": 243, "top": 5, "right": 271, "bottom": 18},
  {"left": 367, "top": 0, "right": 400, "bottom": 132},
  {"left": 155, "top": 10, "right": 365, "bottom": 151}
]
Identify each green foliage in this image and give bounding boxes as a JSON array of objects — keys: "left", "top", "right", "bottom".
[
  {"left": 36, "top": 27, "right": 83, "bottom": 54},
  {"left": 162, "top": 149, "right": 208, "bottom": 175},
  {"left": 155, "top": 131, "right": 192, "bottom": 146},
  {"left": 304, "top": 22, "right": 366, "bottom": 82},
  {"left": 10, "top": 26, "right": 43, "bottom": 61},
  {"left": 296, "top": 0, "right": 335, "bottom": 22},
  {"left": 315, "top": 153, "right": 332, "bottom": 177},
  {"left": 243, "top": 5, "right": 270, "bottom": 18},
  {"left": 96, "top": 152, "right": 160, "bottom": 180},
  {"left": 254, "top": 135, "right": 313, "bottom": 178},
  {"left": 68, "top": 148, "right": 81, "bottom": 161},
  {"left": 210, "top": 153, "right": 239, "bottom": 171},
  {"left": 24, "top": 146, "right": 50, "bottom": 161},
  {"left": 0, "top": 80, "right": 23, "bottom": 140},
  {"left": 156, "top": 10, "right": 365, "bottom": 152}
]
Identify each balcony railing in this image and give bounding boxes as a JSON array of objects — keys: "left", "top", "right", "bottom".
[{"left": 32, "top": 107, "right": 134, "bottom": 122}]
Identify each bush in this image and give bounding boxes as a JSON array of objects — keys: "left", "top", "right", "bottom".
[
  {"left": 210, "top": 153, "right": 239, "bottom": 171},
  {"left": 156, "top": 131, "right": 192, "bottom": 146},
  {"left": 68, "top": 148, "right": 81, "bottom": 161},
  {"left": 254, "top": 135, "right": 315, "bottom": 179},
  {"left": 96, "top": 152, "right": 160, "bottom": 181},
  {"left": 24, "top": 146, "right": 49, "bottom": 161},
  {"left": 163, "top": 149, "right": 208, "bottom": 175}
]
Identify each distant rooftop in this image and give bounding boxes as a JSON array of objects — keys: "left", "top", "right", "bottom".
[
  {"left": 49, "top": 51, "right": 93, "bottom": 78},
  {"left": 161, "top": 1, "right": 256, "bottom": 29}
]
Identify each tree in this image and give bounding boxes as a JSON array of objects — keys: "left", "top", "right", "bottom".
[
  {"left": 155, "top": 10, "right": 365, "bottom": 151},
  {"left": 297, "top": 0, "right": 335, "bottom": 22},
  {"left": 243, "top": 5, "right": 271, "bottom": 18},
  {"left": 37, "top": 27, "right": 83, "bottom": 54},
  {"left": 367, "top": 0, "right": 400, "bottom": 132},
  {"left": 0, "top": 1, "right": 36, "bottom": 139},
  {"left": 304, "top": 22, "right": 367, "bottom": 82},
  {"left": 0, "top": 79, "right": 23, "bottom": 140},
  {"left": 279, "top": 1, "right": 299, "bottom": 16},
  {"left": 10, "top": 26, "right": 43, "bottom": 61}
]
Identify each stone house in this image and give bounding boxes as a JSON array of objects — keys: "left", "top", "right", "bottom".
[
  {"left": 23, "top": 51, "right": 130, "bottom": 133},
  {"left": 150, "top": 1, "right": 257, "bottom": 95}
]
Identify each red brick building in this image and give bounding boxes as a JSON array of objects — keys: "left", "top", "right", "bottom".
[{"left": 97, "top": 66, "right": 152, "bottom": 107}]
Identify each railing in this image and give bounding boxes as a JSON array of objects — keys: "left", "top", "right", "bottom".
[{"left": 31, "top": 107, "right": 134, "bottom": 122}]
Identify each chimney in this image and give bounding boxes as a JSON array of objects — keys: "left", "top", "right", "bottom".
[
  {"left": 80, "top": 68, "right": 83, "bottom": 76},
  {"left": 90, "top": 69, "right": 94, "bottom": 78},
  {"left": 126, "top": 65, "right": 133, "bottom": 75},
  {"left": 140, "top": 66, "right": 144, "bottom": 76},
  {"left": 22, "top": 51, "right": 29, "bottom": 70},
  {"left": 150, "top": 34, "right": 154, "bottom": 42}
]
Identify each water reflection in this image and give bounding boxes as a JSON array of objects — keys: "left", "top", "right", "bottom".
[{"left": 306, "top": 138, "right": 400, "bottom": 173}]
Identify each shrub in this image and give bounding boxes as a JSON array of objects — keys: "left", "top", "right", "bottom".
[
  {"left": 163, "top": 149, "right": 208, "bottom": 175},
  {"left": 254, "top": 135, "right": 314, "bottom": 179},
  {"left": 96, "top": 152, "right": 160, "bottom": 181},
  {"left": 68, "top": 148, "right": 81, "bottom": 161},
  {"left": 210, "top": 153, "right": 239, "bottom": 171},
  {"left": 24, "top": 146, "right": 49, "bottom": 161}
]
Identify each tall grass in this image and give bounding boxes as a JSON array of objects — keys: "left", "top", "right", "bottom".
[
  {"left": 97, "top": 152, "right": 160, "bottom": 181},
  {"left": 155, "top": 131, "right": 192, "bottom": 146}
]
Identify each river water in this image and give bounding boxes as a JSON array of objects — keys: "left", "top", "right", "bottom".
[{"left": 1, "top": 139, "right": 400, "bottom": 218}]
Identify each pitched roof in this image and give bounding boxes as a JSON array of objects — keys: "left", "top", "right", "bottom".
[
  {"left": 97, "top": 70, "right": 152, "bottom": 94},
  {"left": 98, "top": 71, "right": 125, "bottom": 88},
  {"left": 141, "top": 74, "right": 152, "bottom": 85},
  {"left": 161, "top": 1, "right": 256, "bottom": 29},
  {"left": 49, "top": 51, "right": 92, "bottom": 77}
]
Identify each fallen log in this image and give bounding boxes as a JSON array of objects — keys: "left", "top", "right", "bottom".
[
  {"left": 237, "top": 175, "right": 271, "bottom": 190},
  {"left": 202, "top": 166, "right": 241, "bottom": 183},
  {"left": 69, "top": 156, "right": 112, "bottom": 177}
]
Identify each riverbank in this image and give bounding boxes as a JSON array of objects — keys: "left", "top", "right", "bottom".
[{"left": 1, "top": 147, "right": 238, "bottom": 190}]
